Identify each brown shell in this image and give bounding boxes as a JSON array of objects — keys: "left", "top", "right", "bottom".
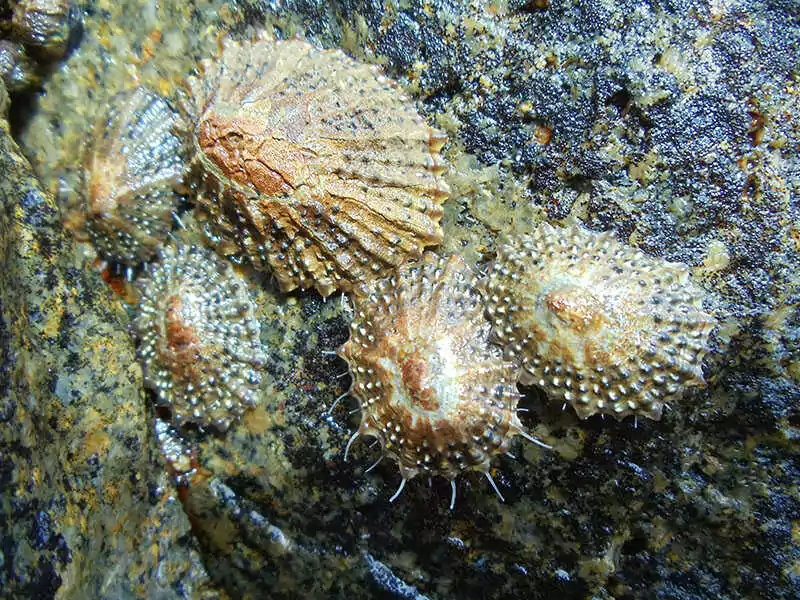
[
  {"left": 134, "top": 244, "right": 267, "bottom": 431},
  {"left": 339, "top": 253, "right": 547, "bottom": 507},
  {"left": 186, "top": 37, "right": 449, "bottom": 297},
  {"left": 484, "top": 223, "right": 717, "bottom": 421}
]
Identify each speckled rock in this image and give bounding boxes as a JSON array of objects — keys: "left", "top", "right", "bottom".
[
  {"left": 8, "top": 1, "right": 800, "bottom": 599},
  {"left": 0, "top": 103, "right": 216, "bottom": 597}
]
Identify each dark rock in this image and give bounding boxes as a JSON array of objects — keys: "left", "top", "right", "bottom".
[
  {"left": 0, "top": 105, "right": 215, "bottom": 598},
  {"left": 3, "top": 0, "right": 799, "bottom": 599}
]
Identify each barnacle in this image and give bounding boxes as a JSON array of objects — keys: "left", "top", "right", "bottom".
[
  {"left": 484, "top": 223, "right": 716, "bottom": 421},
  {"left": 134, "top": 244, "right": 267, "bottom": 431},
  {"left": 185, "top": 36, "right": 449, "bottom": 297},
  {"left": 339, "top": 253, "right": 549, "bottom": 508},
  {"left": 71, "top": 86, "right": 186, "bottom": 266}
]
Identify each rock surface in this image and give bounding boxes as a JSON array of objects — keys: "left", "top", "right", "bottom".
[
  {"left": 1, "top": 1, "right": 798, "bottom": 599},
  {"left": 0, "top": 80, "right": 214, "bottom": 597}
]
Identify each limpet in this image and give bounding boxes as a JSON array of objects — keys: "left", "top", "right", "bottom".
[
  {"left": 185, "top": 36, "right": 449, "bottom": 297},
  {"left": 339, "top": 253, "right": 549, "bottom": 508},
  {"left": 71, "top": 86, "right": 186, "bottom": 266},
  {"left": 134, "top": 244, "right": 267, "bottom": 431},
  {"left": 484, "top": 223, "right": 717, "bottom": 421}
]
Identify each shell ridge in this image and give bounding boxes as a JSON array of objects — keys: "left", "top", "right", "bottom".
[
  {"left": 188, "top": 37, "right": 448, "bottom": 295},
  {"left": 322, "top": 186, "right": 443, "bottom": 240},
  {"left": 134, "top": 244, "right": 267, "bottom": 431}
]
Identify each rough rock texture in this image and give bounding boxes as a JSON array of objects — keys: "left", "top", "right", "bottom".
[
  {"left": 3, "top": 1, "right": 799, "bottom": 600},
  {"left": 0, "top": 81, "right": 215, "bottom": 597}
]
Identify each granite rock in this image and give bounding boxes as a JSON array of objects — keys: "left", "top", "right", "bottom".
[{"left": 0, "top": 83, "right": 216, "bottom": 597}]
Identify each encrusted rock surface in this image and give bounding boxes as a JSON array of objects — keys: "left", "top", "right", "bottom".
[
  {"left": 2, "top": 1, "right": 798, "bottom": 599},
  {"left": 0, "top": 81, "right": 215, "bottom": 597}
]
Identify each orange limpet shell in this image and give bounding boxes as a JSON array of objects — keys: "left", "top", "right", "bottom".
[
  {"left": 484, "top": 223, "right": 717, "bottom": 421},
  {"left": 185, "top": 37, "right": 449, "bottom": 297},
  {"left": 339, "top": 253, "right": 549, "bottom": 508}
]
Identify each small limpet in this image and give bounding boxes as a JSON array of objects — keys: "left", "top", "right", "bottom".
[
  {"left": 134, "top": 244, "right": 267, "bottom": 431},
  {"left": 71, "top": 86, "right": 187, "bottom": 266},
  {"left": 339, "top": 253, "right": 549, "bottom": 508},
  {"left": 484, "top": 223, "right": 716, "bottom": 421},
  {"left": 185, "top": 36, "right": 449, "bottom": 297}
]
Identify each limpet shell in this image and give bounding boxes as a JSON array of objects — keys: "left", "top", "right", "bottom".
[
  {"left": 185, "top": 37, "right": 449, "bottom": 297},
  {"left": 484, "top": 223, "right": 717, "bottom": 421},
  {"left": 339, "top": 253, "right": 548, "bottom": 508},
  {"left": 134, "top": 244, "right": 267, "bottom": 431},
  {"left": 77, "top": 86, "right": 186, "bottom": 265}
]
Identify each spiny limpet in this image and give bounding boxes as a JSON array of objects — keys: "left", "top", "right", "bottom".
[
  {"left": 185, "top": 36, "right": 449, "bottom": 297},
  {"left": 70, "top": 86, "right": 187, "bottom": 266},
  {"left": 134, "top": 244, "right": 267, "bottom": 431},
  {"left": 484, "top": 223, "right": 717, "bottom": 421},
  {"left": 338, "top": 253, "right": 549, "bottom": 508}
]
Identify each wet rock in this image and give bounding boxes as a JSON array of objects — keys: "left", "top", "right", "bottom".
[
  {"left": 0, "top": 105, "right": 216, "bottom": 597},
  {"left": 6, "top": 0, "right": 800, "bottom": 599},
  {"left": 0, "top": 0, "right": 79, "bottom": 97}
]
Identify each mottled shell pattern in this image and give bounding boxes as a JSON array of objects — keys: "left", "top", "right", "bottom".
[
  {"left": 134, "top": 244, "right": 267, "bottom": 431},
  {"left": 185, "top": 37, "right": 449, "bottom": 297},
  {"left": 339, "top": 253, "right": 549, "bottom": 508},
  {"left": 80, "top": 86, "right": 186, "bottom": 265},
  {"left": 484, "top": 223, "right": 716, "bottom": 421}
]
